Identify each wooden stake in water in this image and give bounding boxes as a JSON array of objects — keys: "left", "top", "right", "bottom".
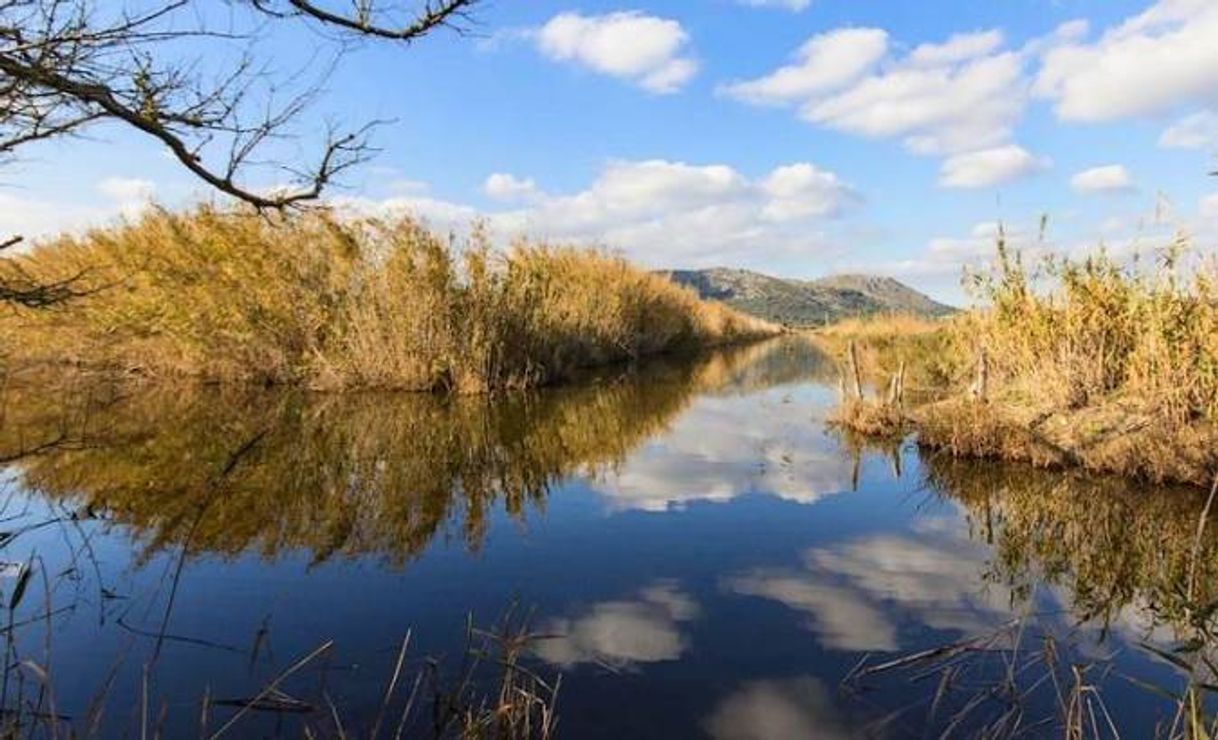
[{"left": 848, "top": 341, "right": 864, "bottom": 400}]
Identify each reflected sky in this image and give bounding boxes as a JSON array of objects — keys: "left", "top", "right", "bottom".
[
  {"left": 724, "top": 520, "right": 1018, "bottom": 652},
  {"left": 596, "top": 386, "right": 857, "bottom": 512},
  {"left": 0, "top": 337, "right": 1213, "bottom": 737}
]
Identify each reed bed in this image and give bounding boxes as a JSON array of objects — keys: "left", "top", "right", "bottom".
[
  {"left": 826, "top": 236, "right": 1218, "bottom": 486},
  {"left": 0, "top": 207, "right": 776, "bottom": 392},
  {"left": 961, "top": 237, "right": 1218, "bottom": 425}
]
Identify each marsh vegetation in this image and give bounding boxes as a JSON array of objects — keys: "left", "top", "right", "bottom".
[
  {"left": 0, "top": 207, "right": 775, "bottom": 392},
  {"left": 820, "top": 238, "right": 1218, "bottom": 487}
]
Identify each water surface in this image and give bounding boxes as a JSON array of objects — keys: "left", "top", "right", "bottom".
[{"left": 0, "top": 338, "right": 1212, "bottom": 737}]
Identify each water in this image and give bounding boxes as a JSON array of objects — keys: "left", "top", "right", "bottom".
[{"left": 0, "top": 338, "right": 1211, "bottom": 737}]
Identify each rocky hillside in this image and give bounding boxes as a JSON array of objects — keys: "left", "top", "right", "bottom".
[{"left": 663, "top": 268, "right": 955, "bottom": 326}]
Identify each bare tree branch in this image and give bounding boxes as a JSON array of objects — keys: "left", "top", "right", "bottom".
[
  {"left": 249, "top": 0, "right": 478, "bottom": 42},
  {"left": 0, "top": 0, "right": 477, "bottom": 306}
]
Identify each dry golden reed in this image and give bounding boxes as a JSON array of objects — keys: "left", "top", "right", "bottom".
[
  {"left": 0, "top": 206, "right": 776, "bottom": 391},
  {"left": 824, "top": 236, "right": 1218, "bottom": 485},
  {"left": 963, "top": 237, "right": 1218, "bottom": 423}
]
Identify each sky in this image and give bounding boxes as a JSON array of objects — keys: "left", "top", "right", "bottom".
[{"left": 4, "top": 0, "right": 1218, "bottom": 303}]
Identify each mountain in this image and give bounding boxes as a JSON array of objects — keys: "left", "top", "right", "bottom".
[{"left": 663, "top": 268, "right": 955, "bottom": 326}]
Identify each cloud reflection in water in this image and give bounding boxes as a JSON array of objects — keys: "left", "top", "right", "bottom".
[
  {"left": 597, "top": 387, "right": 858, "bottom": 512},
  {"left": 534, "top": 580, "right": 699, "bottom": 670}
]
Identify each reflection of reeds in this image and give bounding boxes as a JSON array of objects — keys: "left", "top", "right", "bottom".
[
  {"left": 850, "top": 454, "right": 1218, "bottom": 736},
  {"left": 928, "top": 454, "right": 1218, "bottom": 626},
  {"left": 0, "top": 339, "right": 813, "bottom": 564},
  {"left": 0, "top": 207, "right": 777, "bottom": 392}
]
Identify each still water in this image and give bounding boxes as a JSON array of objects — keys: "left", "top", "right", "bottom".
[{"left": 0, "top": 338, "right": 1212, "bottom": 737}]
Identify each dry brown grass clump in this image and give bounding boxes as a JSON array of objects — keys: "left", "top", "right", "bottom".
[
  {"left": 816, "top": 312, "right": 944, "bottom": 341},
  {"left": 0, "top": 207, "right": 776, "bottom": 391},
  {"left": 918, "top": 236, "right": 1218, "bottom": 485},
  {"left": 814, "top": 314, "right": 962, "bottom": 405},
  {"left": 824, "top": 236, "right": 1218, "bottom": 486},
  {"left": 827, "top": 397, "right": 908, "bottom": 437},
  {"left": 959, "top": 237, "right": 1218, "bottom": 424}
]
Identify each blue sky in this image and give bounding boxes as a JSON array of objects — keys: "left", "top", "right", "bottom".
[{"left": 4, "top": 0, "right": 1218, "bottom": 303}]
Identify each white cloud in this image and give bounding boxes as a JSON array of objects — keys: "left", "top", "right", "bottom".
[
  {"left": 843, "top": 220, "right": 1031, "bottom": 281},
  {"left": 1159, "top": 111, "right": 1218, "bottom": 149},
  {"left": 1035, "top": 0, "right": 1218, "bottom": 122},
  {"left": 535, "top": 11, "right": 698, "bottom": 93},
  {"left": 483, "top": 173, "right": 539, "bottom": 202},
  {"left": 807, "top": 47, "right": 1024, "bottom": 155},
  {"left": 938, "top": 145, "right": 1048, "bottom": 188},
  {"left": 1071, "top": 165, "right": 1135, "bottom": 193},
  {"left": 97, "top": 177, "right": 155, "bottom": 204},
  {"left": 334, "top": 193, "right": 480, "bottom": 228},
  {"left": 718, "top": 28, "right": 888, "bottom": 105},
  {"left": 0, "top": 193, "right": 110, "bottom": 246},
  {"left": 98, "top": 176, "right": 157, "bottom": 219},
  {"left": 909, "top": 29, "right": 1004, "bottom": 66},
  {"left": 734, "top": 0, "right": 811, "bottom": 10},
  {"left": 728, "top": 27, "right": 1025, "bottom": 156},
  {"left": 760, "top": 163, "right": 854, "bottom": 221},
  {"left": 0, "top": 176, "right": 158, "bottom": 245},
  {"left": 335, "top": 158, "right": 856, "bottom": 268}
]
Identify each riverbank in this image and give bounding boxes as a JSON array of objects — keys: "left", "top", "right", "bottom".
[
  {"left": 0, "top": 207, "right": 777, "bottom": 392},
  {"left": 818, "top": 242, "right": 1218, "bottom": 488}
]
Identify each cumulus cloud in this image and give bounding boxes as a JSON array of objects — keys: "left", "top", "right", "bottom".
[
  {"left": 938, "top": 145, "right": 1048, "bottom": 188},
  {"left": 909, "top": 29, "right": 1004, "bottom": 66},
  {"left": 1160, "top": 111, "right": 1218, "bottom": 149},
  {"left": 335, "top": 158, "right": 856, "bottom": 268},
  {"left": 718, "top": 28, "right": 888, "bottom": 105},
  {"left": 535, "top": 11, "right": 697, "bottom": 93},
  {"left": 483, "top": 173, "right": 539, "bottom": 202},
  {"left": 1071, "top": 165, "right": 1135, "bottom": 193},
  {"left": 760, "top": 163, "right": 855, "bottom": 220},
  {"left": 1035, "top": 0, "right": 1218, "bottom": 121},
  {"left": 725, "top": 28, "right": 1025, "bottom": 156}
]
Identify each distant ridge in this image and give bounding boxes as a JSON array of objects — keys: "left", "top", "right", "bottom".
[{"left": 662, "top": 268, "right": 955, "bottom": 326}]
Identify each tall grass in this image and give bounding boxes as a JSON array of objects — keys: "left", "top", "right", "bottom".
[
  {"left": 961, "top": 237, "right": 1218, "bottom": 424},
  {"left": 0, "top": 207, "right": 776, "bottom": 391},
  {"left": 824, "top": 236, "right": 1218, "bottom": 485}
]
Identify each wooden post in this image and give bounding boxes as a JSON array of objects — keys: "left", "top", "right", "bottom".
[
  {"left": 895, "top": 360, "right": 906, "bottom": 407},
  {"left": 848, "top": 341, "right": 864, "bottom": 400}
]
